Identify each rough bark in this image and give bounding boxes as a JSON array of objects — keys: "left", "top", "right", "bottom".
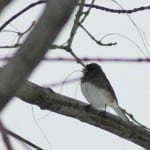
[{"left": 16, "top": 81, "right": 150, "bottom": 150}]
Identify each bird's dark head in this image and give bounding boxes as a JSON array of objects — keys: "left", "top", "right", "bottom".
[{"left": 83, "top": 63, "right": 101, "bottom": 73}]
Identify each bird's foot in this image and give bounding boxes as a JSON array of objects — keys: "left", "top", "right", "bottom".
[
  {"left": 99, "top": 110, "right": 106, "bottom": 118},
  {"left": 84, "top": 104, "right": 92, "bottom": 112}
]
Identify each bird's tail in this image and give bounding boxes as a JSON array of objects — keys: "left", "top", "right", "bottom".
[{"left": 111, "top": 102, "right": 129, "bottom": 122}]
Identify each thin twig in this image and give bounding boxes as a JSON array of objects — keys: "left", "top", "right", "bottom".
[
  {"left": 50, "top": 44, "right": 86, "bottom": 67},
  {"left": 100, "top": 33, "right": 142, "bottom": 53},
  {"left": 0, "top": 44, "right": 21, "bottom": 48},
  {"left": 69, "top": 49, "right": 86, "bottom": 67},
  {"left": 79, "top": 23, "right": 116, "bottom": 46},
  {"left": 0, "top": 0, "right": 46, "bottom": 31},
  {"left": 80, "top": 0, "right": 95, "bottom": 23},
  {"left": 110, "top": 0, "right": 149, "bottom": 57},
  {"left": 16, "top": 21, "right": 36, "bottom": 44},
  {"left": 82, "top": 3, "right": 150, "bottom": 14},
  {"left": 6, "top": 128, "right": 44, "bottom": 150},
  {"left": 48, "top": 77, "right": 81, "bottom": 87},
  {"left": 67, "top": 0, "right": 85, "bottom": 47}
]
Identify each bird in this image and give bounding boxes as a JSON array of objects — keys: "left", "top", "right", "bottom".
[{"left": 80, "top": 63, "right": 129, "bottom": 122}]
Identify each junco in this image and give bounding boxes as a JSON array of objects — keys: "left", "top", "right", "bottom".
[{"left": 81, "top": 63, "right": 129, "bottom": 122}]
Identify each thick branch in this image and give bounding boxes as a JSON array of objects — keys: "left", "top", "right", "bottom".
[
  {"left": 0, "top": 0, "right": 77, "bottom": 111},
  {"left": 16, "top": 81, "right": 150, "bottom": 149}
]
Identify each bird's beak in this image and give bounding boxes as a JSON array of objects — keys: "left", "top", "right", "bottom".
[{"left": 82, "top": 67, "right": 87, "bottom": 73}]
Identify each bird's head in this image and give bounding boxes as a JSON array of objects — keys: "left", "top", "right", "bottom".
[{"left": 83, "top": 63, "right": 101, "bottom": 73}]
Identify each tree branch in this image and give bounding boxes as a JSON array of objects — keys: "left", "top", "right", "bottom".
[
  {"left": 0, "top": 0, "right": 46, "bottom": 31},
  {"left": 16, "top": 81, "right": 150, "bottom": 149},
  {"left": 0, "top": 0, "right": 78, "bottom": 111},
  {"left": 83, "top": 3, "right": 150, "bottom": 14},
  {"left": 6, "top": 128, "right": 44, "bottom": 150}
]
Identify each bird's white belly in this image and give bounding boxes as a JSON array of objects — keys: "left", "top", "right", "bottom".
[{"left": 81, "top": 82, "right": 113, "bottom": 110}]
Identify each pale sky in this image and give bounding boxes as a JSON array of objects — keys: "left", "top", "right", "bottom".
[{"left": 1, "top": 0, "right": 150, "bottom": 150}]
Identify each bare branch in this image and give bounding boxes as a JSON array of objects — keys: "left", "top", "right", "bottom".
[
  {"left": 48, "top": 77, "right": 81, "bottom": 87},
  {"left": 0, "top": 0, "right": 46, "bottom": 31},
  {"left": 0, "top": 44, "right": 21, "bottom": 49},
  {"left": 82, "top": 3, "right": 150, "bottom": 14},
  {"left": 0, "top": 0, "right": 78, "bottom": 111},
  {"left": 15, "top": 81, "right": 150, "bottom": 149},
  {"left": 6, "top": 129, "right": 44, "bottom": 150},
  {"left": 79, "top": 23, "right": 116, "bottom": 46},
  {"left": 67, "top": 0, "right": 85, "bottom": 47}
]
